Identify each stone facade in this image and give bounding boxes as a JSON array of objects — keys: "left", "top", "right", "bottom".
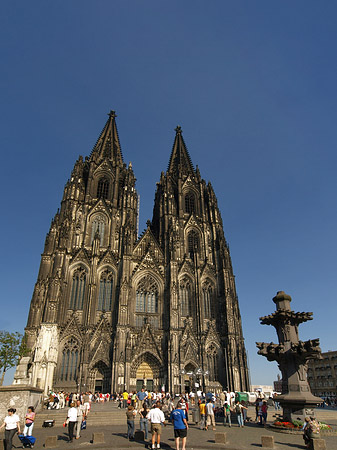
[
  {"left": 14, "top": 111, "right": 249, "bottom": 394},
  {"left": 307, "top": 350, "right": 337, "bottom": 399}
]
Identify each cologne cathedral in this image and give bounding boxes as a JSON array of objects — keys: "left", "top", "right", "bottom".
[{"left": 14, "top": 111, "right": 250, "bottom": 395}]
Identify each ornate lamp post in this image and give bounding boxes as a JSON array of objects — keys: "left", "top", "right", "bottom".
[{"left": 256, "top": 291, "right": 323, "bottom": 421}]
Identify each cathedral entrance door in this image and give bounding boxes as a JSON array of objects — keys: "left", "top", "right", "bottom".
[{"left": 136, "top": 361, "right": 154, "bottom": 392}]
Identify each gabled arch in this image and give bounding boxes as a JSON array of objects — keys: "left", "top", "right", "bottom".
[{"left": 130, "top": 351, "right": 162, "bottom": 378}]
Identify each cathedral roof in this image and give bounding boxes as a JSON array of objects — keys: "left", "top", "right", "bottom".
[
  {"left": 89, "top": 110, "right": 124, "bottom": 164},
  {"left": 167, "top": 126, "right": 195, "bottom": 178}
]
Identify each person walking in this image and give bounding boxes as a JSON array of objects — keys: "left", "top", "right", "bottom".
[
  {"left": 75, "top": 399, "right": 86, "bottom": 439},
  {"left": 234, "top": 401, "right": 248, "bottom": 428},
  {"left": 0, "top": 408, "right": 21, "bottom": 450},
  {"left": 205, "top": 399, "right": 216, "bottom": 431},
  {"left": 66, "top": 402, "right": 78, "bottom": 442},
  {"left": 147, "top": 401, "right": 166, "bottom": 449},
  {"left": 23, "top": 406, "right": 35, "bottom": 436},
  {"left": 170, "top": 402, "right": 188, "bottom": 450},
  {"left": 199, "top": 400, "right": 206, "bottom": 430},
  {"left": 223, "top": 401, "right": 231, "bottom": 427},
  {"left": 126, "top": 405, "right": 136, "bottom": 440},
  {"left": 139, "top": 402, "right": 149, "bottom": 440}
]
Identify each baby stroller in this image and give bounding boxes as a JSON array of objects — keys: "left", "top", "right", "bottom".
[{"left": 18, "top": 434, "right": 36, "bottom": 448}]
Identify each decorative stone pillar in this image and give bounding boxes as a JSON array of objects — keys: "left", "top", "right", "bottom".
[{"left": 256, "top": 291, "right": 323, "bottom": 421}]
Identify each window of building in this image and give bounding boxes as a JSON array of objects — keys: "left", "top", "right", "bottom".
[
  {"left": 202, "top": 282, "right": 214, "bottom": 318},
  {"left": 97, "top": 177, "right": 109, "bottom": 199},
  {"left": 185, "top": 192, "right": 195, "bottom": 214},
  {"left": 91, "top": 215, "right": 106, "bottom": 245},
  {"left": 136, "top": 276, "right": 158, "bottom": 313},
  {"left": 187, "top": 230, "right": 199, "bottom": 259},
  {"left": 69, "top": 268, "right": 86, "bottom": 309},
  {"left": 98, "top": 270, "right": 113, "bottom": 311},
  {"left": 135, "top": 276, "right": 159, "bottom": 327},
  {"left": 179, "top": 279, "right": 192, "bottom": 317},
  {"left": 60, "top": 338, "right": 79, "bottom": 381}
]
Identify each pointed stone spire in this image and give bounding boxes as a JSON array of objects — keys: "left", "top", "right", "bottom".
[
  {"left": 90, "top": 110, "right": 124, "bottom": 164},
  {"left": 167, "top": 125, "right": 195, "bottom": 178}
]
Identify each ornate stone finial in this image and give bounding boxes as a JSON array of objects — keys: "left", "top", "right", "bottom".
[
  {"left": 108, "top": 110, "right": 117, "bottom": 119},
  {"left": 273, "top": 290, "right": 292, "bottom": 311},
  {"left": 146, "top": 220, "right": 151, "bottom": 228},
  {"left": 128, "top": 161, "right": 132, "bottom": 169},
  {"left": 175, "top": 125, "right": 182, "bottom": 134}
]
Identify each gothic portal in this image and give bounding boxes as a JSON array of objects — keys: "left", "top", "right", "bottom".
[{"left": 14, "top": 111, "right": 250, "bottom": 394}]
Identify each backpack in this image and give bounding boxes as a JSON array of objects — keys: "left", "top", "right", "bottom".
[{"left": 235, "top": 404, "right": 241, "bottom": 414}]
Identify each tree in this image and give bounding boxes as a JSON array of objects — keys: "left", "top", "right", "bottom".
[{"left": 0, "top": 331, "right": 28, "bottom": 386}]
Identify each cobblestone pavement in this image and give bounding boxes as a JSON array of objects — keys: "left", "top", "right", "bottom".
[{"left": 8, "top": 403, "right": 337, "bottom": 450}]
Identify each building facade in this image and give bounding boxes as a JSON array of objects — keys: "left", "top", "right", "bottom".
[
  {"left": 14, "top": 111, "right": 250, "bottom": 394},
  {"left": 307, "top": 350, "right": 337, "bottom": 399}
]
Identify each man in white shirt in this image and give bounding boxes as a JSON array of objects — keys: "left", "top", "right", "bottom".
[{"left": 147, "top": 402, "right": 166, "bottom": 449}]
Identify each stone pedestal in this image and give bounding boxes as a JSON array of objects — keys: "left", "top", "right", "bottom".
[{"left": 0, "top": 385, "right": 43, "bottom": 424}]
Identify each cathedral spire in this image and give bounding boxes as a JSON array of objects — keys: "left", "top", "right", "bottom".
[
  {"left": 167, "top": 125, "right": 195, "bottom": 178},
  {"left": 89, "top": 110, "right": 124, "bottom": 164}
]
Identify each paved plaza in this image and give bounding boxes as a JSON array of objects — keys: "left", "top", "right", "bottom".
[{"left": 6, "top": 402, "right": 337, "bottom": 450}]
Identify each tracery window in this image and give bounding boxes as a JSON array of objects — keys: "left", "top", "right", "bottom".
[
  {"left": 188, "top": 229, "right": 199, "bottom": 259},
  {"left": 179, "top": 279, "right": 192, "bottom": 317},
  {"left": 202, "top": 282, "right": 214, "bottom": 318},
  {"left": 91, "top": 215, "right": 106, "bottom": 245},
  {"left": 136, "top": 276, "right": 158, "bottom": 313},
  {"left": 185, "top": 192, "right": 195, "bottom": 214},
  {"left": 98, "top": 269, "right": 113, "bottom": 311},
  {"left": 69, "top": 267, "right": 86, "bottom": 310},
  {"left": 60, "top": 338, "right": 79, "bottom": 381},
  {"left": 97, "top": 177, "right": 109, "bottom": 199}
]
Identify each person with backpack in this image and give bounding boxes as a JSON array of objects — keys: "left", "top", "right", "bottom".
[
  {"left": 223, "top": 401, "right": 231, "bottom": 427},
  {"left": 234, "top": 401, "right": 248, "bottom": 428}
]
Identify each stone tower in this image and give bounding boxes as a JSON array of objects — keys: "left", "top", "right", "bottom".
[{"left": 14, "top": 112, "right": 249, "bottom": 394}]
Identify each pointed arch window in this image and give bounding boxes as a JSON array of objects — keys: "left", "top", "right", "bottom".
[
  {"left": 60, "top": 338, "right": 79, "bottom": 381},
  {"left": 185, "top": 192, "right": 195, "bottom": 214},
  {"left": 97, "top": 177, "right": 109, "bottom": 199},
  {"left": 69, "top": 267, "right": 86, "bottom": 310},
  {"left": 188, "top": 229, "right": 199, "bottom": 259},
  {"left": 202, "top": 282, "right": 214, "bottom": 318},
  {"left": 91, "top": 215, "right": 106, "bottom": 245},
  {"left": 136, "top": 276, "right": 158, "bottom": 313},
  {"left": 179, "top": 279, "right": 192, "bottom": 317},
  {"left": 98, "top": 269, "right": 113, "bottom": 311}
]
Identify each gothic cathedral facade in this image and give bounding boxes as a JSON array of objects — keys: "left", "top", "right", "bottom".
[{"left": 14, "top": 111, "right": 250, "bottom": 394}]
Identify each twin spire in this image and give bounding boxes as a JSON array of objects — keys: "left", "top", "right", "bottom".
[
  {"left": 90, "top": 110, "right": 124, "bottom": 164},
  {"left": 91, "top": 111, "right": 195, "bottom": 177}
]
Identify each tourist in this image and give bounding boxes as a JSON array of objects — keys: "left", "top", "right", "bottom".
[
  {"left": 136, "top": 388, "right": 147, "bottom": 410},
  {"left": 205, "top": 399, "right": 216, "bottom": 431},
  {"left": 147, "top": 401, "right": 166, "bottom": 449},
  {"left": 122, "top": 389, "right": 129, "bottom": 408},
  {"left": 303, "top": 416, "right": 320, "bottom": 448},
  {"left": 199, "top": 400, "right": 206, "bottom": 430},
  {"left": 0, "top": 408, "right": 21, "bottom": 450},
  {"left": 234, "top": 401, "right": 248, "bottom": 428},
  {"left": 139, "top": 402, "right": 149, "bottom": 439},
  {"left": 23, "top": 406, "right": 35, "bottom": 436},
  {"left": 223, "top": 401, "right": 231, "bottom": 427},
  {"left": 75, "top": 399, "right": 86, "bottom": 440},
  {"left": 131, "top": 391, "right": 137, "bottom": 407},
  {"left": 59, "top": 391, "right": 65, "bottom": 409},
  {"left": 126, "top": 405, "right": 136, "bottom": 440},
  {"left": 170, "top": 402, "right": 188, "bottom": 450},
  {"left": 83, "top": 392, "right": 91, "bottom": 415},
  {"left": 260, "top": 400, "right": 268, "bottom": 425},
  {"left": 66, "top": 402, "right": 78, "bottom": 442}
]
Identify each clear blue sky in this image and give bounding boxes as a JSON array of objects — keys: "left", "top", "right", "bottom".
[{"left": 1, "top": 1, "right": 337, "bottom": 387}]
